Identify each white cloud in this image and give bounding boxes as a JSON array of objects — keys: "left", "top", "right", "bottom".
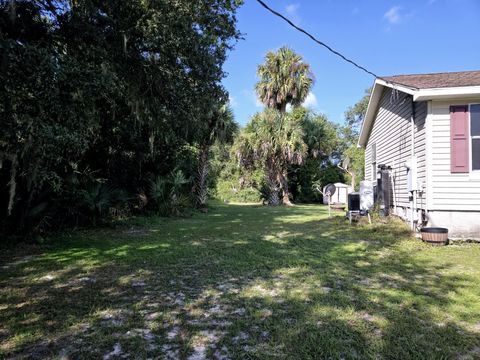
[
  {"left": 384, "top": 6, "right": 402, "bottom": 24},
  {"left": 243, "top": 89, "right": 263, "bottom": 108},
  {"left": 286, "top": 3, "right": 299, "bottom": 14},
  {"left": 303, "top": 92, "right": 318, "bottom": 108},
  {"left": 285, "top": 3, "right": 301, "bottom": 24},
  {"left": 228, "top": 95, "right": 238, "bottom": 108},
  {"left": 254, "top": 92, "right": 263, "bottom": 108}
]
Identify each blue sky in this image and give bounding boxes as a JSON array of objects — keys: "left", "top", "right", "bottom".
[{"left": 222, "top": 0, "right": 480, "bottom": 126}]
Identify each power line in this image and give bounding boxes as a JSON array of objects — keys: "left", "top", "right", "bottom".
[
  {"left": 255, "top": 0, "right": 418, "bottom": 90},
  {"left": 255, "top": 0, "right": 379, "bottom": 78}
]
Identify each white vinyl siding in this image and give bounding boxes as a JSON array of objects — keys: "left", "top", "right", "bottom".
[
  {"left": 364, "top": 87, "right": 427, "bottom": 210},
  {"left": 429, "top": 99, "right": 480, "bottom": 211},
  {"left": 370, "top": 143, "right": 377, "bottom": 181}
]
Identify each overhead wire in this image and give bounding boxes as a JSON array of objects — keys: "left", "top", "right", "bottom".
[{"left": 254, "top": 0, "right": 419, "bottom": 93}]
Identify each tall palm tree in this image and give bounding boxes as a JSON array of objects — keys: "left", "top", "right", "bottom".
[
  {"left": 255, "top": 47, "right": 314, "bottom": 204},
  {"left": 194, "top": 103, "right": 238, "bottom": 208},
  {"left": 255, "top": 46, "right": 314, "bottom": 113},
  {"left": 235, "top": 109, "right": 307, "bottom": 206}
]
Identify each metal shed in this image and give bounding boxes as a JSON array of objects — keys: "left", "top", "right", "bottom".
[{"left": 322, "top": 183, "right": 353, "bottom": 205}]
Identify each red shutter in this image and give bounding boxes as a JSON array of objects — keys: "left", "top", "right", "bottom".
[{"left": 450, "top": 105, "right": 469, "bottom": 173}]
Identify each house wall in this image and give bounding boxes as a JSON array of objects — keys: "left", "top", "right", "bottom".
[
  {"left": 364, "top": 87, "right": 427, "bottom": 220},
  {"left": 426, "top": 98, "right": 480, "bottom": 239},
  {"left": 363, "top": 88, "right": 480, "bottom": 239},
  {"left": 427, "top": 211, "right": 480, "bottom": 239},
  {"left": 428, "top": 99, "right": 480, "bottom": 211}
]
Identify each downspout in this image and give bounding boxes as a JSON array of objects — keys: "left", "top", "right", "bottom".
[
  {"left": 391, "top": 160, "right": 397, "bottom": 214},
  {"left": 410, "top": 98, "right": 417, "bottom": 230}
]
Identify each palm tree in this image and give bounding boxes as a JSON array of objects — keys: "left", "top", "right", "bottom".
[
  {"left": 235, "top": 109, "right": 307, "bottom": 206},
  {"left": 194, "top": 103, "right": 238, "bottom": 208},
  {"left": 254, "top": 47, "right": 314, "bottom": 204},
  {"left": 255, "top": 46, "right": 314, "bottom": 113}
]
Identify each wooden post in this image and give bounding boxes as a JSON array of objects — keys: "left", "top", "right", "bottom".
[{"left": 327, "top": 191, "right": 331, "bottom": 218}]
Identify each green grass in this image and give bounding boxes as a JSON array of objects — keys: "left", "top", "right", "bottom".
[{"left": 1, "top": 203, "right": 480, "bottom": 359}]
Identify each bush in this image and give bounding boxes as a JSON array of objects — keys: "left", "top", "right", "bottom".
[
  {"left": 149, "top": 170, "right": 192, "bottom": 216},
  {"left": 215, "top": 180, "right": 262, "bottom": 203}
]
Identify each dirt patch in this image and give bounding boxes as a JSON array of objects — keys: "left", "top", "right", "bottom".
[{"left": 103, "top": 343, "right": 122, "bottom": 360}]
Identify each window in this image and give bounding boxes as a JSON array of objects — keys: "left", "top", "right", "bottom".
[
  {"left": 471, "top": 104, "right": 480, "bottom": 171},
  {"left": 371, "top": 143, "right": 377, "bottom": 180}
]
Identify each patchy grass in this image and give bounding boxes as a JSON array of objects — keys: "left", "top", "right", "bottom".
[{"left": 1, "top": 203, "right": 480, "bottom": 359}]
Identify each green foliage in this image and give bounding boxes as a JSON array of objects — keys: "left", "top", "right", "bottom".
[
  {"left": 228, "top": 105, "right": 344, "bottom": 205},
  {"left": 0, "top": 0, "right": 242, "bottom": 236},
  {"left": 235, "top": 109, "right": 307, "bottom": 205},
  {"left": 211, "top": 142, "right": 262, "bottom": 203},
  {"left": 337, "top": 89, "right": 370, "bottom": 189},
  {"left": 318, "top": 163, "right": 345, "bottom": 187},
  {"left": 79, "top": 183, "right": 130, "bottom": 224},
  {"left": 251, "top": 47, "right": 314, "bottom": 204},
  {"left": 149, "top": 170, "right": 191, "bottom": 216},
  {"left": 342, "top": 145, "right": 365, "bottom": 189},
  {"left": 216, "top": 180, "right": 262, "bottom": 203},
  {"left": 343, "top": 88, "right": 371, "bottom": 145},
  {"left": 296, "top": 108, "right": 338, "bottom": 159},
  {"left": 193, "top": 104, "right": 239, "bottom": 208},
  {"left": 287, "top": 107, "right": 342, "bottom": 202},
  {"left": 256, "top": 46, "right": 314, "bottom": 113}
]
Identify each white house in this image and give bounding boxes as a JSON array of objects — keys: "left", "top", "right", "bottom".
[{"left": 358, "top": 70, "right": 480, "bottom": 239}]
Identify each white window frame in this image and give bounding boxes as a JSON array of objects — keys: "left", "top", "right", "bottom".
[{"left": 469, "top": 103, "right": 480, "bottom": 174}]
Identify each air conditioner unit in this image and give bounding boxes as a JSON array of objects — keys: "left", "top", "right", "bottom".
[{"left": 360, "top": 180, "right": 374, "bottom": 211}]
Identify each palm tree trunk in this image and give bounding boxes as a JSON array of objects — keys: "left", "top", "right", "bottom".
[
  {"left": 194, "top": 145, "right": 210, "bottom": 208},
  {"left": 266, "top": 164, "right": 281, "bottom": 206},
  {"left": 278, "top": 102, "right": 287, "bottom": 114},
  {"left": 268, "top": 187, "right": 281, "bottom": 206},
  {"left": 279, "top": 169, "right": 293, "bottom": 206}
]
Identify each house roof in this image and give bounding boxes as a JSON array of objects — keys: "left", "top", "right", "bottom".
[
  {"left": 382, "top": 70, "right": 480, "bottom": 89},
  {"left": 358, "top": 70, "right": 480, "bottom": 148}
]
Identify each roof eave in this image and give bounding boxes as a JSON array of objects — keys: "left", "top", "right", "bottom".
[
  {"left": 376, "top": 78, "right": 417, "bottom": 95},
  {"left": 357, "top": 81, "right": 480, "bottom": 148},
  {"left": 414, "top": 86, "right": 480, "bottom": 101},
  {"left": 358, "top": 78, "right": 420, "bottom": 148},
  {"left": 357, "top": 80, "right": 385, "bottom": 148}
]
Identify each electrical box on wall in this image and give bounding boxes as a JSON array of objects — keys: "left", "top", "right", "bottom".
[{"left": 405, "top": 156, "right": 418, "bottom": 192}]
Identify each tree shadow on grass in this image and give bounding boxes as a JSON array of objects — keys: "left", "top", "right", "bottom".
[{"left": 1, "top": 204, "right": 480, "bottom": 359}]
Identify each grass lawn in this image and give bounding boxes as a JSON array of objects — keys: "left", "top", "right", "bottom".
[{"left": 1, "top": 203, "right": 480, "bottom": 359}]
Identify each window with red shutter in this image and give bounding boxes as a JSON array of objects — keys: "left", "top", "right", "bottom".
[{"left": 450, "top": 105, "right": 469, "bottom": 173}]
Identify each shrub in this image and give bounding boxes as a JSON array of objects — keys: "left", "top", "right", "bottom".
[
  {"left": 215, "top": 180, "right": 262, "bottom": 203},
  {"left": 149, "top": 170, "right": 192, "bottom": 216}
]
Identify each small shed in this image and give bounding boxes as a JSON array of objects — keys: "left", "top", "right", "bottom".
[{"left": 322, "top": 183, "right": 353, "bottom": 205}]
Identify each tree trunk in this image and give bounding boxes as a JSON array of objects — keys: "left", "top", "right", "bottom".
[
  {"left": 350, "top": 172, "right": 356, "bottom": 191},
  {"left": 279, "top": 169, "right": 293, "bottom": 206},
  {"left": 277, "top": 102, "right": 287, "bottom": 114},
  {"left": 266, "top": 165, "right": 281, "bottom": 206},
  {"left": 194, "top": 145, "right": 210, "bottom": 208},
  {"left": 268, "top": 187, "right": 281, "bottom": 206}
]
